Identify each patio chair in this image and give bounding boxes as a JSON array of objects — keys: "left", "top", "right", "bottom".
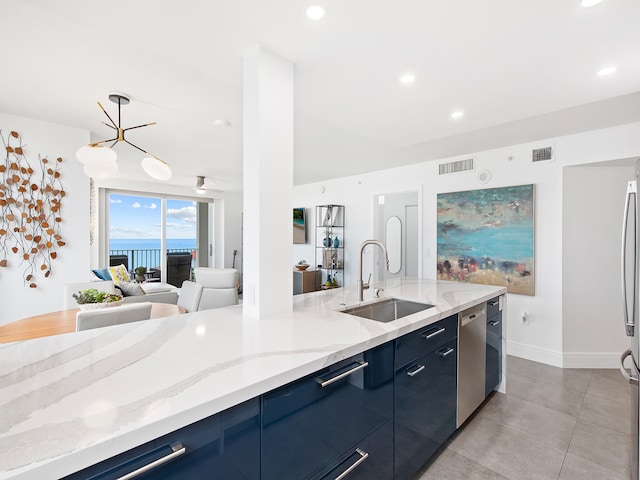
[
  {"left": 166, "top": 252, "right": 192, "bottom": 288},
  {"left": 109, "top": 254, "right": 129, "bottom": 271}
]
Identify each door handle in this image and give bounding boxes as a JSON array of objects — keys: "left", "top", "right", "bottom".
[
  {"left": 622, "top": 183, "right": 637, "bottom": 337},
  {"left": 422, "top": 327, "right": 445, "bottom": 339},
  {"left": 489, "top": 319, "right": 500, "bottom": 327},
  {"left": 317, "top": 360, "right": 368, "bottom": 388},
  {"left": 620, "top": 349, "right": 639, "bottom": 386},
  {"left": 437, "top": 347, "right": 455, "bottom": 357},
  {"left": 406, "top": 364, "right": 426, "bottom": 377},
  {"left": 116, "top": 443, "right": 186, "bottom": 480},
  {"left": 332, "top": 448, "right": 369, "bottom": 480}
]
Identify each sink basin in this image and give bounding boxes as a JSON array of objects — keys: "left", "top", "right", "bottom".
[{"left": 340, "top": 298, "right": 434, "bottom": 323}]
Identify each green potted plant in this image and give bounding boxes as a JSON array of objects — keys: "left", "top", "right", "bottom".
[
  {"left": 134, "top": 266, "right": 147, "bottom": 283},
  {"left": 73, "top": 288, "right": 123, "bottom": 310}
]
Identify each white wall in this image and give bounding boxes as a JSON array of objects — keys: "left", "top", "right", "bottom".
[
  {"left": 562, "top": 163, "right": 635, "bottom": 367},
  {"left": 214, "top": 191, "right": 243, "bottom": 269},
  {"left": 294, "top": 121, "right": 640, "bottom": 367},
  {"left": 0, "top": 112, "right": 89, "bottom": 326}
]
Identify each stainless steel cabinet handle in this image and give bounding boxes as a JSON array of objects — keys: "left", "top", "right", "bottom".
[
  {"left": 116, "top": 443, "right": 186, "bottom": 480},
  {"left": 333, "top": 448, "right": 369, "bottom": 480},
  {"left": 488, "top": 300, "right": 499, "bottom": 306},
  {"left": 489, "top": 320, "right": 500, "bottom": 327},
  {"left": 317, "top": 360, "right": 369, "bottom": 388},
  {"left": 437, "top": 347, "right": 454, "bottom": 357},
  {"left": 620, "top": 349, "right": 639, "bottom": 386},
  {"left": 406, "top": 364, "right": 426, "bottom": 377},
  {"left": 622, "top": 183, "right": 637, "bottom": 337},
  {"left": 422, "top": 327, "right": 445, "bottom": 339}
]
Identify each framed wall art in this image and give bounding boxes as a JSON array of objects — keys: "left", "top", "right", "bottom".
[{"left": 437, "top": 184, "right": 534, "bottom": 295}]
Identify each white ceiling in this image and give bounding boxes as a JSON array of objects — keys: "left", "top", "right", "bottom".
[{"left": 1, "top": 0, "right": 639, "bottom": 191}]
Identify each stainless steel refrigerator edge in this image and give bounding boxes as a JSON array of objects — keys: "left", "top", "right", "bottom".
[{"left": 621, "top": 176, "right": 640, "bottom": 480}]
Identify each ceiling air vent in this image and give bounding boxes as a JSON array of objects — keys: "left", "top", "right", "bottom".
[
  {"left": 439, "top": 158, "right": 474, "bottom": 175},
  {"left": 532, "top": 146, "right": 553, "bottom": 163}
]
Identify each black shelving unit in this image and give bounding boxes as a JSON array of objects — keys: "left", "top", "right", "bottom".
[{"left": 315, "top": 204, "right": 344, "bottom": 289}]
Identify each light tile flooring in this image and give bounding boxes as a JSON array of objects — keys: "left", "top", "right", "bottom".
[{"left": 415, "top": 356, "right": 633, "bottom": 480}]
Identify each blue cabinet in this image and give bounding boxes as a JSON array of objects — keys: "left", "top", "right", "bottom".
[
  {"left": 62, "top": 398, "right": 260, "bottom": 480},
  {"left": 394, "top": 316, "right": 458, "bottom": 480},
  {"left": 486, "top": 296, "right": 503, "bottom": 397},
  {"left": 261, "top": 342, "right": 394, "bottom": 480},
  {"left": 62, "top": 303, "right": 499, "bottom": 480},
  {"left": 313, "top": 420, "right": 393, "bottom": 480}
]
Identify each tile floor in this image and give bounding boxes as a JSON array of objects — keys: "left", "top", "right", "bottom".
[{"left": 414, "top": 356, "right": 633, "bottom": 480}]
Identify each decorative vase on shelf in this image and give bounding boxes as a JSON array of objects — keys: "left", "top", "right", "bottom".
[
  {"left": 333, "top": 236, "right": 340, "bottom": 248},
  {"left": 325, "top": 274, "right": 332, "bottom": 287},
  {"left": 323, "top": 235, "right": 332, "bottom": 247}
]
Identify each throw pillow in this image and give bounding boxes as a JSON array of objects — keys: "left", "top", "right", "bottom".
[
  {"left": 92, "top": 267, "right": 112, "bottom": 281},
  {"left": 108, "top": 264, "right": 130, "bottom": 286},
  {"left": 116, "top": 282, "right": 146, "bottom": 297}
]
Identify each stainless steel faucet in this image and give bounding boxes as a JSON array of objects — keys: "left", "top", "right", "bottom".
[{"left": 357, "top": 240, "right": 390, "bottom": 301}]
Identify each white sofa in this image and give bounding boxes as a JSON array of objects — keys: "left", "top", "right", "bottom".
[
  {"left": 194, "top": 268, "right": 239, "bottom": 310},
  {"left": 64, "top": 281, "right": 178, "bottom": 309}
]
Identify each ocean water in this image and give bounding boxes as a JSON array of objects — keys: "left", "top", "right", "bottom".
[
  {"left": 110, "top": 238, "right": 196, "bottom": 251},
  {"left": 109, "top": 239, "right": 196, "bottom": 269}
]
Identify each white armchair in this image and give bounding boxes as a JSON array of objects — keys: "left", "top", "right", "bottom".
[{"left": 194, "top": 268, "right": 239, "bottom": 311}]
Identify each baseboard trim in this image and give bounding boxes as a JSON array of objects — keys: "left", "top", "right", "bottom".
[
  {"left": 507, "top": 341, "right": 625, "bottom": 369},
  {"left": 506, "top": 341, "right": 563, "bottom": 367},
  {"left": 562, "top": 351, "right": 624, "bottom": 369}
]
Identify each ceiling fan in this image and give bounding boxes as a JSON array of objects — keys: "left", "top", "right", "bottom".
[{"left": 194, "top": 176, "right": 221, "bottom": 194}]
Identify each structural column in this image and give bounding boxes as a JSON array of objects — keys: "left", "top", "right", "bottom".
[{"left": 242, "top": 45, "right": 294, "bottom": 318}]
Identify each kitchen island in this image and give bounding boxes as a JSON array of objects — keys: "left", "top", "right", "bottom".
[{"left": 0, "top": 278, "right": 506, "bottom": 479}]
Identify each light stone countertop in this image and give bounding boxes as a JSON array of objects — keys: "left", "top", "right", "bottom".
[{"left": 0, "top": 278, "right": 506, "bottom": 480}]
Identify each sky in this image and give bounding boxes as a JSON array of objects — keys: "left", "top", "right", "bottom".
[{"left": 109, "top": 193, "right": 197, "bottom": 239}]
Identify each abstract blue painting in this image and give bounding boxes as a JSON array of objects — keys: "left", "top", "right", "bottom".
[{"left": 437, "top": 184, "right": 535, "bottom": 295}]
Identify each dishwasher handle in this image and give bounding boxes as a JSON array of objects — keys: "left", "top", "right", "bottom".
[{"left": 460, "top": 307, "right": 486, "bottom": 327}]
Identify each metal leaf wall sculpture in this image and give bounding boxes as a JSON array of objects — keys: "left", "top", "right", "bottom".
[{"left": 0, "top": 129, "right": 65, "bottom": 288}]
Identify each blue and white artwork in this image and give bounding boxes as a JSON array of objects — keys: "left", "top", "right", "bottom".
[{"left": 437, "top": 184, "right": 535, "bottom": 295}]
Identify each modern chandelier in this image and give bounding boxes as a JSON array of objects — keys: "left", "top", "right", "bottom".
[{"left": 75, "top": 93, "right": 172, "bottom": 181}]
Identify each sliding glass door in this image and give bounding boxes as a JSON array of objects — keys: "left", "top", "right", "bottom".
[{"left": 107, "top": 192, "right": 208, "bottom": 285}]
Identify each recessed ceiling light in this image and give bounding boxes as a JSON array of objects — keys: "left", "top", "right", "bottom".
[
  {"left": 399, "top": 74, "right": 415, "bottom": 85},
  {"left": 214, "top": 119, "right": 231, "bottom": 127},
  {"left": 451, "top": 111, "right": 464, "bottom": 119},
  {"left": 581, "top": 0, "right": 604, "bottom": 7},
  {"left": 306, "top": 5, "right": 325, "bottom": 20},
  {"left": 597, "top": 66, "right": 617, "bottom": 76}
]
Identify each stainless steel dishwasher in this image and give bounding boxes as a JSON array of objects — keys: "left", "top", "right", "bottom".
[{"left": 457, "top": 302, "right": 487, "bottom": 427}]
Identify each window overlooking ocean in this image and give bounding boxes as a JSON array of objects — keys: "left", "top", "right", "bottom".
[{"left": 108, "top": 193, "right": 199, "bottom": 276}]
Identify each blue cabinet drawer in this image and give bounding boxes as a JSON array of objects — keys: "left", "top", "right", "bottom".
[
  {"left": 395, "top": 313, "right": 457, "bottom": 368},
  {"left": 313, "top": 420, "right": 393, "bottom": 480},
  {"left": 487, "top": 296, "right": 501, "bottom": 318},
  {"left": 261, "top": 343, "right": 394, "bottom": 480},
  {"left": 394, "top": 338, "right": 457, "bottom": 480},
  {"left": 62, "top": 399, "right": 260, "bottom": 480}
]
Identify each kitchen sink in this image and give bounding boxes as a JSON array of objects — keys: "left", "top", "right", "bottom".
[{"left": 340, "top": 298, "right": 434, "bottom": 323}]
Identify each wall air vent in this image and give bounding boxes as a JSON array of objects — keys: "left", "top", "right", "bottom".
[
  {"left": 439, "top": 158, "right": 474, "bottom": 175},
  {"left": 532, "top": 146, "right": 553, "bottom": 163}
]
